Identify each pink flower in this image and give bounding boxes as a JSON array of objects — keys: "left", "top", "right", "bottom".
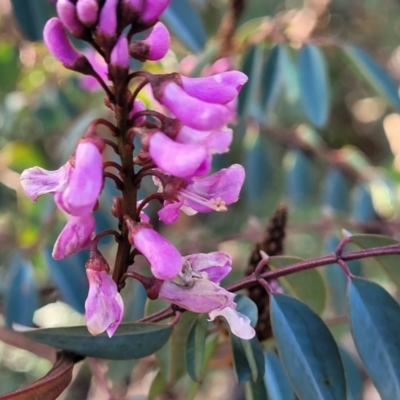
[
  {"left": 159, "top": 278, "right": 255, "bottom": 340},
  {"left": 52, "top": 213, "right": 95, "bottom": 259},
  {"left": 148, "top": 131, "right": 210, "bottom": 178},
  {"left": 126, "top": 219, "right": 182, "bottom": 280},
  {"left": 97, "top": 0, "right": 118, "bottom": 38},
  {"left": 130, "top": 98, "right": 147, "bottom": 122},
  {"left": 76, "top": 0, "right": 99, "bottom": 27},
  {"left": 43, "top": 18, "right": 81, "bottom": 67},
  {"left": 157, "top": 164, "right": 245, "bottom": 224},
  {"left": 110, "top": 34, "right": 129, "bottom": 69},
  {"left": 56, "top": 0, "right": 85, "bottom": 37},
  {"left": 80, "top": 50, "right": 108, "bottom": 91},
  {"left": 85, "top": 269, "right": 124, "bottom": 337},
  {"left": 140, "top": 0, "right": 171, "bottom": 24},
  {"left": 55, "top": 140, "right": 103, "bottom": 216}
]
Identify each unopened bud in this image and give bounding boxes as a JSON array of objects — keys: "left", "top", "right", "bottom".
[
  {"left": 76, "top": 0, "right": 99, "bottom": 27},
  {"left": 57, "top": 0, "right": 86, "bottom": 37}
]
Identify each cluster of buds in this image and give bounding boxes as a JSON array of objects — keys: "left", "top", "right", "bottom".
[{"left": 20, "top": 0, "right": 254, "bottom": 340}]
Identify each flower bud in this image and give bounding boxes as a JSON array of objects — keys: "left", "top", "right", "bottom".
[
  {"left": 43, "top": 18, "right": 81, "bottom": 68},
  {"left": 120, "top": 0, "right": 143, "bottom": 27},
  {"left": 52, "top": 213, "right": 95, "bottom": 259},
  {"left": 86, "top": 248, "right": 110, "bottom": 273},
  {"left": 97, "top": 0, "right": 118, "bottom": 50},
  {"left": 129, "top": 22, "right": 170, "bottom": 61},
  {"left": 140, "top": 0, "right": 170, "bottom": 24},
  {"left": 109, "top": 34, "right": 129, "bottom": 82},
  {"left": 56, "top": 0, "right": 85, "bottom": 37},
  {"left": 125, "top": 218, "right": 182, "bottom": 280},
  {"left": 76, "top": 0, "right": 99, "bottom": 27}
]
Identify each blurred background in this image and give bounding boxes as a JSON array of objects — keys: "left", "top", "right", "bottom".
[{"left": 0, "top": 0, "right": 400, "bottom": 398}]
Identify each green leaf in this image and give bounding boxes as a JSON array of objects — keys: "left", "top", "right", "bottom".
[
  {"left": 24, "top": 323, "right": 173, "bottom": 360},
  {"left": 298, "top": 44, "right": 329, "bottom": 127},
  {"left": 148, "top": 371, "right": 168, "bottom": 400},
  {"left": 245, "top": 378, "right": 269, "bottom": 400},
  {"left": 235, "top": 294, "right": 259, "bottom": 327},
  {"left": 264, "top": 352, "right": 295, "bottom": 400},
  {"left": 231, "top": 334, "right": 265, "bottom": 384},
  {"left": 186, "top": 315, "right": 208, "bottom": 382},
  {"left": 162, "top": 0, "right": 206, "bottom": 53},
  {"left": 238, "top": 45, "right": 265, "bottom": 118},
  {"left": 339, "top": 347, "right": 363, "bottom": 400},
  {"left": 348, "top": 277, "right": 400, "bottom": 399},
  {"left": 6, "top": 253, "right": 38, "bottom": 328},
  {"left": 156, "top": 312, "right": 197, "bottom": 384},
  {"left": 349, "top": 234, "right": 400, "bottom": 287},
  {"left": 10, "top": 0, "right": 55, "bottom": 41},
  {"left": 342, "top": 45, "right": 400, "bottom": 109},
  {"left": 323, "top": 168, "right": 351, "bottom": 214},
  {"left": 261, "top": 44, "right": 286, "bottom": 110},
  {"left": 268, "top": 256, "right": 326, "bottom": 314},
  {"left": 352, "top": 183, "right": 377, "bottom": 221},
  {"left": 271, "top": 294, "right": 346, "bottom": 400}
]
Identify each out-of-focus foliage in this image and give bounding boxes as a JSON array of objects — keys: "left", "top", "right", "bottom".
[{"left": 2, "top": 0, "right": 400, "bottom": 399}]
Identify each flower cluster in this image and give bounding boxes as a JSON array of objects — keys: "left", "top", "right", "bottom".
[{"left": 20, "top": 0, "right": 254, "bottom": 340}]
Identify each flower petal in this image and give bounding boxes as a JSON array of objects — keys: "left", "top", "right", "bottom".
[{"left": 209, "top": 307, "right": 255, "bottom": 340}]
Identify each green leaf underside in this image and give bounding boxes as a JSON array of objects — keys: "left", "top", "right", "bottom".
[
  {"left": 186, "top": 315, "right": 208, "bottom": 382},
  {"left": 271, "top": 294, "right": 346, "bottom": 400},
  {"left": 268, "top": 256, "right": 326, "bottom": 314},
  {"left": 348, "top": 277, "right": 400, "bottom": 400},
  {"left": 24, "top": 323, "right": 173, "bottom": 360}
]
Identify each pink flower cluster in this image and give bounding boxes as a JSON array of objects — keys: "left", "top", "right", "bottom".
[{"left": 20, "top": 0, "right": 254, "bottom": 340}]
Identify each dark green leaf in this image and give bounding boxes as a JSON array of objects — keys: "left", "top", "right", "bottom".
[
  {"left": 323, "top": 168, "right": 350, "bottom": 213},
  {"left": 44, "top": 247, "right": 88, "bottom": 314},
  {"left": 264, "top": 352, "right": 295, "bottom": 400},
  {"left": 298, "top": 44, "right": 329, "bottom": 127},
  {"left": 6, "top": 253, "right": 38, "bottom": 328},
  {"left": 271, "top": 294, "right": 346, "bottom": 400},
  {"left": 10, "top": 0, "right": 55, "bottom": 41},
  {"left": 245, "top": 378, "right": 268, "bottom": 400},
  {"left": 349, "top": 234, "right": 400, "bottom": 287},
  {"left": 348, "top": 277, "right": 400, "bottom": 399},
  {"left": 24, "top": 323, "right": 173, "bottom": 360},
  {"left": 186, "top": 315, "right": 208, "bottom": 382},
  {"left": 261, "top": 44, "right": 286, "bottom": 110},
  {"left": 342, "top": 45, "right": 400, "bottom": 109},
  {"left": 268, "top": 256, "right": 326, "bottom": 314},
  {"left": 339, "top": 347, "right": 363, "bottom": 400},
  {"left": 162, "top": 0, "right": 206, "bottom": 53},
  {"left": 235, "top": 294, "right": 259, "bottom": 327},
  {"left": 238, "top": 45, "right": 265, "bottom": 117}
]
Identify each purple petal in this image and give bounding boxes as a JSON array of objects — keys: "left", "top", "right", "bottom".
[
  {"left": 159, "top": 279, "right": 235, "bottom": 313},
  {"left": 80, "top": 50, "right": 108, "bottom": 91},
  {"left": 58, "top": 141, "right": 103, "bottom": 216},
  {"left": 110, "top": 34, "right": 129, "bottom": 69},
  {"left": 85, "top": 269, "right": 124, "bottom": 337},
  {"left": 180, "top": 71, "right": 248, "bottom": 104},
  {"left": 129, "top": 98, "right": 146, "bottom": 122},
  {"left": 43, "top": 18, "right": 80, "bottom": 67},
  {"left": 160, "top": 83, "right": 231, "bottom": 131},
  {"left": 181, "top": 164, "right": 245, "bottom": 213},
  {"left": 52, "top": 213, "right": 95, "bottom": 259},
  {"left": 141, "top": 0, "right": 170, "bottom": 23},
  {"left": 183, "top": 252, "right": 232, "bottom": 283},
  {"left": 144, "top": 22, "right": 170, "bottom": 61},
  {"left": 158, "top": 200, "right": 183, "bottom": 224},
  {"left": 209, "top": 307, "right": 255, "bottom": 339},
  {"left": 56, "top": 0, "right": 85, "bottom": 37},
  {"left": 97, "top": 0, "right": 118, "bottom": 37},
  {"left": 148, "top": 132, "right": 208, "bottom": 178},
  {"left": 76, "top": 0, "right": 99, "bottom": 27},
  {"left": 20, "top": 163, "right": 72, "bottom": 201},
  {"left": 132, "top": 227, "right": 182, "bottom": 279}
]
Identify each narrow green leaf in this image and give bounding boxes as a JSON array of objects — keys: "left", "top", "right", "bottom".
[
  {"left": 342, "top": 45, "right": 400, "bottom": 109},
  {"left": 245, "top": 378, "right": 268, "bottom": 400},
  {"left": 148, "top": 371, "right": 168, "bottom": 400},
  {"left": 186, "top": 315, "right": 208, "bottom": 382},
  {"left": 238, "top": 45, "right": 265, "bottom": 117},
  {"left": 161, "top": 0, "right": 206, "bottom": 53},
  {"left": 231, "top": 335, "right": 265, "bottom": 384},
  {"left": 24, "top": 323, "right": 173, "bottom": 360},
  {"left": 271, "top": 294, "right": 346, "bottom": 400},
  {"left": 298, "top": 44, "right": 329, "bottom": 127},
  {"left": 348, "top": 277, "right": 400, "bottom": 399},
  {"left": 339, "top": 347, "right": 363, "bottom": 400},
  {"left": 6, "top": 253, "right": 38, "bottom": 328},
  {"left": 268, "top": 256, "right": 326, "bottom": 314},
  {"left": 261, "top": 44, "right": 286, "bottom": 110},
  {"left": 349, "top": 234, "right": 400, "bottom": 287},
  {"left": 264, "top": 352, "right": 295, "bottom": 400},
  {"left": 323, "top": 168, "right": 351, "bottom": 214}
]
